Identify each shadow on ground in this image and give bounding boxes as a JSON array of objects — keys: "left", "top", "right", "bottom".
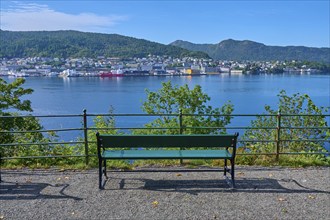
[
  {"left": 106, "top": 177, "right": 330, "bottom": 195},
  {"left": 0, "top": 181, "right": 82, "bottom": 201}
]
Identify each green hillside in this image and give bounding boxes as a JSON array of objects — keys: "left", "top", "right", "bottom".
[
  {"left": 170, "top": 39, "right": 330, "bottom": 63},
  {"left": 0, "top": 30, "right": 209, "bottom": 59}
]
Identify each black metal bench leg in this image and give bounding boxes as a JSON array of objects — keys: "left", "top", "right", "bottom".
[
  {"left": 224, "top": 159, "right": 227, "bottom": 176},
  {"left": 103, "top": 159, "right": 108, "bottom": 179},
  {"left": 231, "top": 159, "right": 235, "bottom": 188},
  {"left": 99, "top": 158, "right": 103, "bottom": 189}
]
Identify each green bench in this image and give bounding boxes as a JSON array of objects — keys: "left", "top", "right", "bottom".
[{"left": 96, "top": 132, "right": 239, "bottom": 189}]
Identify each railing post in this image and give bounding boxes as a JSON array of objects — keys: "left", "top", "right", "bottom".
[
  {"left": 179, "top": 109, "right": 183, "bottom": 164},
  {"left": 276, "top": 109, "right": 281, "bottom": 162},
  {"left": 0, "top": 155, "right": 2, "bottom": 182},
  {"left": 83, "top": 109, "right": 89, "bottom": 165},
  {"left": 179, "top": 109, "right": 183, "bottom": 135}
]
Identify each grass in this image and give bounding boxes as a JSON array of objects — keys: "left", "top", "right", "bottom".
[{"left": 1, "top": 154, "right": 329, "bottom": 171}]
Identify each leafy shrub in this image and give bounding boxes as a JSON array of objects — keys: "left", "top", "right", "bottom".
[{"left": 242, "top": 90, "right": 329, "bottom": 164}]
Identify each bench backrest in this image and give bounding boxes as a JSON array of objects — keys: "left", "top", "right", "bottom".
[{"left": 96, "top": 133, "right": 239, "bottom": 149}]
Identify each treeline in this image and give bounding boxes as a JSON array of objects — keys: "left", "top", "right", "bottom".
[
  {"left": 0, "top": 30, "right": 209, "bottom": 59},
  {"left": 241, "top": 60, "right": 330, "bottom": 74},
  {"left": 285, "top": 60, "right": 330, "bottom": 72}
]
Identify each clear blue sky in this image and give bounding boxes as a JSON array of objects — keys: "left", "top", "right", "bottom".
[{"left": 1, "top": 0, "right": 329, "bottom": 48}]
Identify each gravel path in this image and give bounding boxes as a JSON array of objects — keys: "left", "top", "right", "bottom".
[{"left": 1, "top": 166, "right": 329, "bottom": 220}]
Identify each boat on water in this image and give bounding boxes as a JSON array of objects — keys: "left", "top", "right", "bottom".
[{"left": 100, "top": 69, "right": 124, "bottom": 77}]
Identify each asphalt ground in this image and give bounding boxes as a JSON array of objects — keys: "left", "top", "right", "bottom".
[{"left": 1, "top": 166, "right": 329, "bottom": 220}]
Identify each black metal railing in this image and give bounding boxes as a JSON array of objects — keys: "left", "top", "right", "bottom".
[{"left": 1, "top": 110, "right": 329, "bottom": 165}]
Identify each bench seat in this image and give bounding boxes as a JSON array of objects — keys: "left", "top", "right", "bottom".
[{"left": 102, "top": 149, "right": 232, "bottom": 159}]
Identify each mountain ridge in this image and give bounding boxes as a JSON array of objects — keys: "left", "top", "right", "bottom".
[
  {"left": 170, "top": 39, "right": 330, "bottom": 63},
  {"left": 1, "top": 30, "right": 329, "bottom": 62},
  {"left": 0, "top": 30, "right": 209, "bottom": 59}
]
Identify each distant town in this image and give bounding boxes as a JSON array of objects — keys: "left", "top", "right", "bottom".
[{"left": 0, "top": 55, "right": 328, "bottom": 77}]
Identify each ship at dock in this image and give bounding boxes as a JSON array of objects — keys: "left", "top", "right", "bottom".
[{"left": 100, "top": 69, "right": 124, "bottom": 77}]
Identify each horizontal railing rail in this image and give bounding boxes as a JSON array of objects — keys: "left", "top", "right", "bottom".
[{"left": 1, "top": 110, "right": 329, "bottom": 165}]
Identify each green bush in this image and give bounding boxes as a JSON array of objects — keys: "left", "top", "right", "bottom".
[{"left": 242, "top": 90, "right": 329, "bottom": 164}]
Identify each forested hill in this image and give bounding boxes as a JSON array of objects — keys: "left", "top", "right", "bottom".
[
  {"left": 170, "top": 39, "right": 330, "bottom": 63},
  {"left": 0, "top": 30, "right": 209, "bottom": 59}
]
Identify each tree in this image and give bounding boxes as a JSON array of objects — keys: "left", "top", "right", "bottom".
[
  {"left": 242, "top": 90, "right": 329, "bottom": 163},
  {"left": 0, "top": 78, "right": 44, "bottom": 162},
  {"left": 139, "top": 81, "right": 234, "bottom": 134},
  {"left": 0, "top": 78, "right": 33, "bottom": 112}
]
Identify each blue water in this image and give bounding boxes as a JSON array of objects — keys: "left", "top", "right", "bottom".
[{"left": 2, "top": 73, "right": 330, "bottom": 141}]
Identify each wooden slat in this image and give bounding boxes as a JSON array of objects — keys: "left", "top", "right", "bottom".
[
  {"left": 102, "top": 149, "right": 232, "bottom": 159},
  {"left": 98, "top": 134, "right": 237, "bottom": 148}
]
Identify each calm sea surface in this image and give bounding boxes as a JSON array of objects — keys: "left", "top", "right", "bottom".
[{"left": 2, "top": 73, "right": 329, "bottom": 141}]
